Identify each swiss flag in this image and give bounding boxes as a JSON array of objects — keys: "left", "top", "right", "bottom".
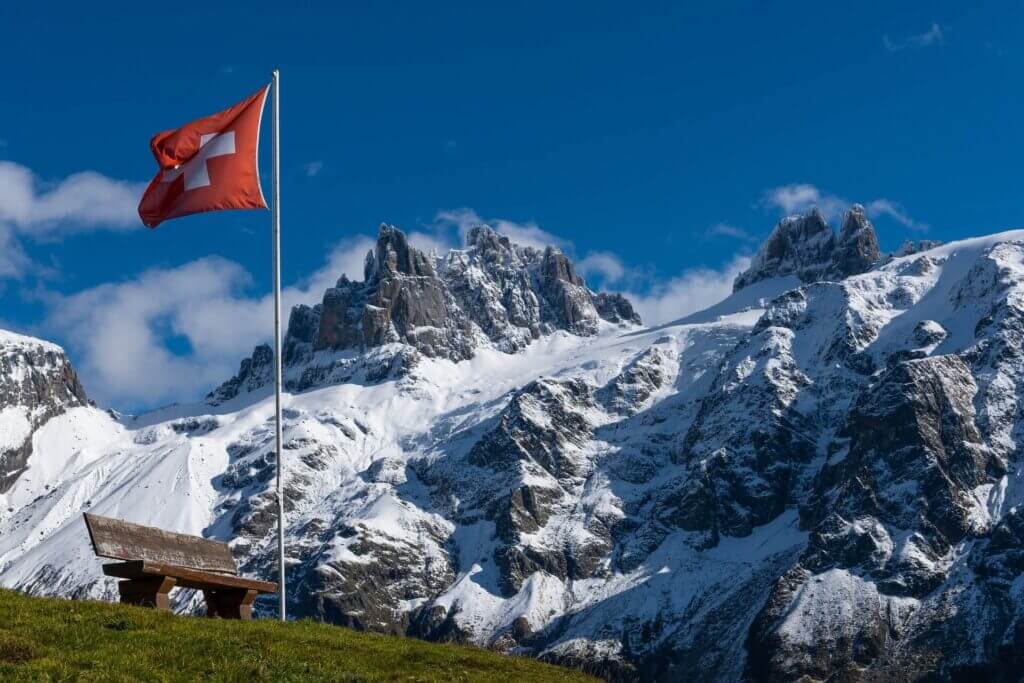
[{"left": 138, "top": 86, "right": 269, "bottom": 228}]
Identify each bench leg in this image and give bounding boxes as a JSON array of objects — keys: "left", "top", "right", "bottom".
[
  {"left": 203, "top": 588, "right": 258, "bottom": 620},
  {"left": 118, "top": 576, "right": 177, "bottom": 611}
]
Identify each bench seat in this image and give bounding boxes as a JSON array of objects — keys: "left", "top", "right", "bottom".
[
  {"left": 84, "top": 513, "right": 277, "bottom": 620},
  {"left": 102, "top": 560, "right": 277, "bottom": 593}
]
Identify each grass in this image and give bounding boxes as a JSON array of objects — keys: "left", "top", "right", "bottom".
[{"left": 0, "top": 589, "right": 596, "bottom": 682}]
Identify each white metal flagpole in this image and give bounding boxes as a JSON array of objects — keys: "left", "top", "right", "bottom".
[{"left": 271, "top": 68, "right": 286, "bottom": 622}]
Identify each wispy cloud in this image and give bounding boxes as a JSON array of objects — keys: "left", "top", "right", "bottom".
[
  {"left": 0, "top": 226, "right": 30, "bottom": 280},
  {"left": 621, "top": 255, "right": 751, "bottom": 326},
  {"left": 706, "top": 222, "right": 757, "bottom": 242},
  {"left": 577, "top": 251, "right": 629, "bottom": 284},
  {"left": 863, "top": 199, "right": 929, "bottom": 232},
  {"left": 304, "top": 161, "right": 324, "bottom": 177},
  {"left": 884, "top": 22, "right": 944, "bottom": 52},
  {"left": 762, "top": 183, "right": 929, "bottom": 232},
  {"left": 762, "top": 183, "right": 848, "bottom": 222}
]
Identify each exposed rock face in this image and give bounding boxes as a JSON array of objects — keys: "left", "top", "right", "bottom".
[
  {"left": 896, "top": 238, "right": 945, "bottom": 257},
  {"left": 0, "top": 331, "right": 88, "bottom": 492},
  {"left": 593, "top": 292, "right": 642, "bottom": 326},
  {"left": 315, "top": 225, "right": 475, "bottom": 361},
  {"left": 600, "top": 347, "right": 673, "bottom": 416},
  {"left": 417, "top": 376, "right": 608, "bottom": 597},
  {"left": 815, "top": 356, "right": 993, "bottom": 584},
  {"left": 734, "top": 205, "right": 881, "bottom": 292},
  {"left": 538, "top": 248, "right": 601, "bottom": 335},
  {"left": 205, "top": 344, "right": 273, "bottom": 405},
  {"left": 742, "top": 240, "right": 1024, "bottom": 682},
  {"left": 209, "top": 223, "right": 641, "bottom": 404},
  {"left": 747, "top": 356, "right": 998, "bottom": 679},
  {"left": 833, "top": 204, "right": 881, "bottom": 278}
]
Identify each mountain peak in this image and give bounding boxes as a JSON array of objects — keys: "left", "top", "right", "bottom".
[
  {"left": 368, "top": 223, "right": 435, "bottom": 279},
  {"left": 834, "top": 203, "right": 881, "bottom": 277},
  {"left": 733, "top": 205, "right": 881, "bottom": 292},
  {"left": 0, "top": 329, "right": 89, "bottom": 492},
  {"left": 465, "top": 223, "right": 515, "bottom": 252},
  {"left": 209, "top": 223, "right": 640, "bottom": 403}
]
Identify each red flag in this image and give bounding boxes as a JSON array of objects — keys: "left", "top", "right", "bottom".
[{"left": 138, "top": 86, "right": 269, "bottom": 228}]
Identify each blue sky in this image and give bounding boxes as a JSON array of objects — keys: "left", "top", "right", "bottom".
[{"left": 1, "top": 1, "right": 1022, "bottom": 410}]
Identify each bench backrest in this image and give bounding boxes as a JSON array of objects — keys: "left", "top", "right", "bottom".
[{"left": 83, "top": 513, "right": 238, "bottom": 575}]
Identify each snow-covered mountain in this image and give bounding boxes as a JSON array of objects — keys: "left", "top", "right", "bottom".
[
  {"left": 0, "top": 330, "right": 88, "bottom": 493},
  {"left": 3, "top": 209, "right": 1024, "bottom": 681}
]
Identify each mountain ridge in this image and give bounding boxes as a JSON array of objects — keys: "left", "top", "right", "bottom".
[
  {"left": 3, "top": 214, "right": 1024, "bottom": 682},
  {"left": 208, "top": 223, "right": 640, "bottom": 405}
]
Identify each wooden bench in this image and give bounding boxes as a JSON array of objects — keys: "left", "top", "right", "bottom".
[{"left": 84, "top": 513, "right": 276, "bottom": 619}]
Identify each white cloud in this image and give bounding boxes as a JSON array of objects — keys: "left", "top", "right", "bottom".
[
  {"left": 763, "top": 183, "right": 848, "bottom": 222},
  {"left": 0, "top": 161, "right": 144, "bottom": 236},
  {"left": 884, "top": 22, "right": 944, "bottom": 52},
  {"left": 577, "top": 251, "right": 628, "bottom": 284},
  {"left": 316, "top": 236, "right": 377, "bottom": 287},
  {"left": 304, "top": 161, "right": 324, "bottom": 177},
  {"left": 40, "top": 235, "right": 375, "bottom": 410},
  {"left": 0, "top": 225, "right": 30, "bottom": 280},
  {"left": 0, "top": 161, "right": 145, "bottom": 281},
  {"left": 706, "top": 223, "right": 756, "bottom": 242},
  {"left": 763, "top": 183, "right": 928, "bottom": 232},
  {"left": 42, "top": 258, "right": 253, "bottom": 408},
  {"left": 864, "top": 198, "right": 930, "bottom": 232},
  {"left": 622, "top": 255, "right": 751, "bottom": 326}
]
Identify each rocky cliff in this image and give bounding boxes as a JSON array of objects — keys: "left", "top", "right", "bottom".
[
  {"left": 733, "top": 204, "right": 881, "bottom": 291},
  {"left": 0, "top": 331, "right": 88, "bottom": 493}
]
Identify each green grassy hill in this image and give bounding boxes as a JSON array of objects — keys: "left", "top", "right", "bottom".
[{"left": 0, "top": 589, "right": 596, "bottom": 682}]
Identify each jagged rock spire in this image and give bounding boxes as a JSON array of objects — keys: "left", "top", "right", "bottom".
[
  {"left": 834, "top": 204, "right": 881, "bottom": 277},
  {"left": 733, "top": 205, "right": 881, "bottom": 292}
]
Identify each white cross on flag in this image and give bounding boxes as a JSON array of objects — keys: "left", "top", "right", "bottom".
[{"left": 138, "top": 87, "right": 269, "bottom": 228}]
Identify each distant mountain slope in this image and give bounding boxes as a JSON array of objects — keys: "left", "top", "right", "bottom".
[
  {"left": 0, "top": 330, "right": 88, "bottom": 493},
  {"left": 3, "top": 212, "right": 1024, "bottom": 682}
]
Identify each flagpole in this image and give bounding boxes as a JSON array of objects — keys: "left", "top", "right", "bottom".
[{"left": 271, "top": 67, "right": 286, "bottom": 623}]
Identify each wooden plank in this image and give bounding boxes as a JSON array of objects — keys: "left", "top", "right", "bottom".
[
  {"left": 84, "top": 513, "right": 237, "bottom": 575},
  {"left": 103, "top": 561, "right": 277, "bottom": 593}
]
